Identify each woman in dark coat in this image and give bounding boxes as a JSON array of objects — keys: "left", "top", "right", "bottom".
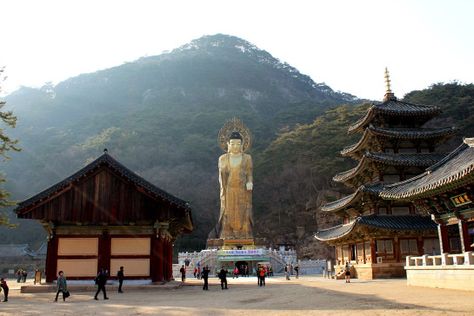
[
  {"left": 94, "top": 268, "right": 109, "bottom": 300},
  {"left": 54, "top": 271, "right": 68, "bottom": 302}
]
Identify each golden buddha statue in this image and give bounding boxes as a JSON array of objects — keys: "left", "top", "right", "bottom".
[{"left": 218, "top": 131, "right": 253, "bottom": 240}]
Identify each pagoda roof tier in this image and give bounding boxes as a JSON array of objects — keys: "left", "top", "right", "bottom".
[
  {"left": 381, "top": 138, "right": 474, "bottom": 200},
  {"left": 341, "top": 125, "right": 457, "bottom": 158},
  {"left": 348, "top": 98, "right": 441, "bottom": 134},
  {"left": 333, "top": 152, "right": 446, "bottom": 187},
  {"left": 321, "top": 183, "right": 384, "bottom": 213},
  {"left": 314, "top": 214, "right": 436, "bottom": 242}
]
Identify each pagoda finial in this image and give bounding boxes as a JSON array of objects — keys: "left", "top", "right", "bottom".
[{"left": 383, "top": 67, "right": 396, "bottom": 101}]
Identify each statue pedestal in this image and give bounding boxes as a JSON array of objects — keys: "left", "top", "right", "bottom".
[
  {"left": 223, "top": 238, "right": 255, "bottom": 249},
  {"left": 206, "top": 238, "right": 224, "bottom": 249},
  {"left": 206, "top": 238, "right": 255, "bottom": 249},
  {"left": 207, "top": 238, "right": 267, "bottom": 249}
]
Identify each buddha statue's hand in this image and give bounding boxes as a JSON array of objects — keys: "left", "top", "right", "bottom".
[{"left": 246, "top": 182, "right": 253, "bottom": 191}]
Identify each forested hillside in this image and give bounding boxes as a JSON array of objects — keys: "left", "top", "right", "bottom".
[
  {"left": 1, "top": 31, "right": 472, "bottom": 259},
  {"left": 0, "top": 34, "right": 356, "bottom": 251}
]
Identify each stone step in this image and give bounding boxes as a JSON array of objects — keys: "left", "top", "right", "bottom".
[{"left": 21, "top": 281, "right": 182, "bottom": 293}]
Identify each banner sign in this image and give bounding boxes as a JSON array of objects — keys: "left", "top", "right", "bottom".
[
  {"left": 217, "top": 256, "right": 270, "bottom": 262},
  {"left": 217, "top": 249, "right": 265, "bottom": 256}
]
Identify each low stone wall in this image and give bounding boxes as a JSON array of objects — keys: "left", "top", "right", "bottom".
[
  {"left": 405, "top": 252, "right": 474, "bottom": 291},
  {"left": 406, "top": 266, "right": 474, "bottom": 291}
]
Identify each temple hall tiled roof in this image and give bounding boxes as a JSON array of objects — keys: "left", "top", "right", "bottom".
[
  {"left": 357, "top": 214, "right": 436, "bottom": 230},
  {"left": 15, "top": 151, "right": 190, "bottom": 214},
  {"left": 321, "top": 183, "right": 384, "bottom": 213},
  {"left": 348, "top": 99, "right": 441, "bottom": 134},
  {"left": 342, "top": 126, "right": 456, "bottom": 157},
  {"left": 333, "top": 152, "right": 445, "bottom": 185},
  {"left": 369, "top": 126, "right": 456, "bottom": 139},
  {"left": 314, "top": 222, "right": 356, "bottom": 241},
  {"left": 381, "top": 138, "right": 474, "bottom": 200},
  {"left": 314, "top": 214, "right": 436, "bottom": 241},
  {"left": 365, "top": 152, "right": 447, "bottom": 167}
]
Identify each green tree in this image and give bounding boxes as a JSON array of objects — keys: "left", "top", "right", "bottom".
[{"left": 0, "top": 68, "right": 20, "bottom": 226}]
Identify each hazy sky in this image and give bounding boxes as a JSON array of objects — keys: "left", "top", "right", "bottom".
[{"left": 1, "top": 0, "right": 473, "bottom": 100}]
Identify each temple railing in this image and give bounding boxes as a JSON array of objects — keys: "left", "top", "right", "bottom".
[{"left": 406, "top": 252, "right": 474, "bottom": 267}]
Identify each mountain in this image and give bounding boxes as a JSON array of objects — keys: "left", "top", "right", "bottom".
[{"left": 1, "top": 34, "right": 357, "bottom": 251}]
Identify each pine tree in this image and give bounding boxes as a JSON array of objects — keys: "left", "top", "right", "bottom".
[{"left": 0, "top": 67, "right": 20, "bottom": 226}]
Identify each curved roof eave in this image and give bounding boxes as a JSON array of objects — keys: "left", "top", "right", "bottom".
[{"left": 380, "top": 138, "right": 474, "bottom": 200}]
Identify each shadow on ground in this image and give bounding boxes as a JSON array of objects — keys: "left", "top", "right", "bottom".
[{"left": 0, "top": 278, "right": 466, "bottom": 315}]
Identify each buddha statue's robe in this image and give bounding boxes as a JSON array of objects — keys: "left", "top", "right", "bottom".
[{"left": 217, "top": 152, "right": 253, "bottom": 240}]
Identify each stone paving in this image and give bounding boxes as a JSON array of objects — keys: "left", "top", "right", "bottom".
[{"left": 0, "top": 276, "right": 473, "bottom": 315}]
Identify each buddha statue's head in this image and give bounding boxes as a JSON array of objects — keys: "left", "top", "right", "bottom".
[{"left": 228, "top": 131, "right": 243, "bottom": 154}]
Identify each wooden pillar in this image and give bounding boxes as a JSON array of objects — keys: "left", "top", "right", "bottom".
[
  {"left": 417, "top": 237, "right": 424, "bottom": 256},
  {"left": 438, "top": 224, "right": 450, "bottom": 254},
  {"left": 45, "top": 234, "right": 58, "bottom": 283},
  {"left": 150, "top": 236, "right": 157, "bottom": 282},
  {"left": 168, "top": 241, "right": 173, "bottom": 280},
  {"left": 459, "top": 220, "right": 471, "bottom": 252},
  {"left": 370, "top": 239, "right": 376, "bottom": 264},
  {"left": 98, "top": 230, "right": 111, "bottom": 273},
  {"left": 394, "top": 237, "right": 400, "bottom": 263},
  {"left": 362, "top": 241, "right": 366, "bottom": 264},
  {"left": 162, "top": 239, "right": 171, "bottom": 281},
  {"left": 150, "top": 236, "right": 164, "bottom": 282}
]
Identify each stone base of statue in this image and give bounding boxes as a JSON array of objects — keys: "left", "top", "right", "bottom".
[
  {"left": 178, "top": 241, "right": 298, "bottom": 277},
  {"left": 206, "top": 237, "right": 268, "bottom": 250}
]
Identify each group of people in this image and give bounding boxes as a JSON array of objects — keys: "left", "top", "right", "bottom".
[
  {"left": 53, "top": 266, "right": 126, "bottom": 302},
  {"left": 200, "top": 266, "right": 229, "bottom": 291},
  {"left": 232, "top": 264, "right": 250, "bottom": 278},
  {"left": 16, "top": 269, "right": 28, "bottom": 283},
  {"left": 284, "top": 264, "right": 299, "bottom": 280}
]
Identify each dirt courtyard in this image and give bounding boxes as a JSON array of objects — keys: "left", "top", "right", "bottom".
[{"left": 0, "top": 276, "right": 473, "bottom": 315}]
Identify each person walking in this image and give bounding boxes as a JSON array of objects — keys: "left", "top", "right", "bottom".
[
  {"left": 259, "top": 266, "right": 266, "bottom": 287},
  {"left": 233, "top": 266, "right": 239, "bottom": 279},
  {"left": 94, "top": 268, "right": 109, "bottom": 300},
  {"left": 285, "top": 265, "right": 290, "bottom": 280},
  {"left": 179, "top": 265, "right": 186, "bottom": 282},
  {"left": 201, "top": 266, "right": 210, "bottom": 291},
  {"left": 294, "top": 265, "right": 299, "bottom": 279},
  {"left": 16, "top": 269, "right": 22, "bottom": 283},
  {"left": 218, "top": 268, "right": 228, "bottom": 290},
  {"left": 54, "top": 271, "right": 68, "bottom": 302},
  {"left": 0, "top": 278, "right": 9, "bottom": 302},
  {"left": 344, "top": 262, "right": 351, "bottom": 283},
  {"left": 117, "top": 266, "right": 124, "bottom": 293}
]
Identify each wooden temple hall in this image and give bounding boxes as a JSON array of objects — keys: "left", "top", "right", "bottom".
[
  {"left": 15, "top": 150, "right": 193, "bottom": 283},
  {"left": 315, "top": 69, "right": 456, "bottom": 279},
  {"left": 381, "top": 138, "right": 474, "bottom": 290}
]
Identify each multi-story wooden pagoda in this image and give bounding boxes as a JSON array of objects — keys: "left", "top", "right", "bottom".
[{"left": 315, "top": 69, "right": 456, "bottom": 279}]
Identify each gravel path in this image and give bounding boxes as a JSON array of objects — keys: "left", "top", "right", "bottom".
[{"left": 0, "top": 276, "right": 472, "bottom": 315}]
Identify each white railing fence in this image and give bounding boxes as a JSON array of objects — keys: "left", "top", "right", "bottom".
[{"left": 406, "top": 251, "right": 474, "bottom": 267}]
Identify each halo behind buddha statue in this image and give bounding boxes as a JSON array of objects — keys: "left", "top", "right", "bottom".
[{"left": 218, "top": 117, "right": 252, "bottom": 153}]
